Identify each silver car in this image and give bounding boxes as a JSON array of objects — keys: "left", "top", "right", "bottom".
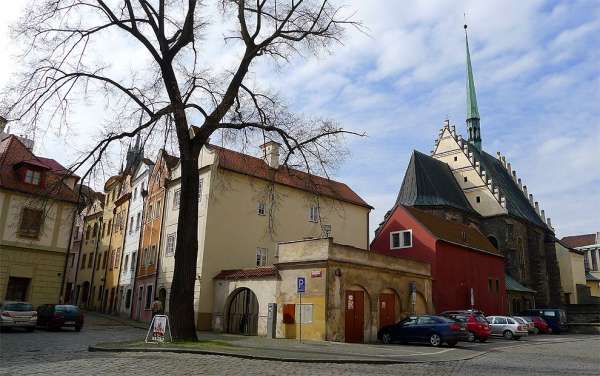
[
  {"left": 513, "top": 316, "right": 536, "bottom": 334},
  {"left": 486, "top": 315, "right": 528, "bottom": 340},
  {"left": 0, "top": 301, "right": 37, "bottom": 331}
]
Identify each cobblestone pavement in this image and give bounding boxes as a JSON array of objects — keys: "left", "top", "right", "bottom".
[{"left": 1, "top": 314, "right": 599, "bottom": 376}]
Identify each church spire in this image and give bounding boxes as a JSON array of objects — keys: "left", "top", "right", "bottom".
[{"left": 464, "top": 24, "right": 482, "bottom": 150}]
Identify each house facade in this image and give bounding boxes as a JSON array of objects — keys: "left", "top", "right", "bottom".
[
  {"left": 371, "top": 203, "right": 505, "bottom": 315},
  {"left": 157, "top": 142, "right": 372, "bottom": 331},
  {"left": 554, "top": 240, "right": 588, "bottom": 304},
  {"left": 0, "top": 135, "right": 78, "bottom": 306},
  {"left": 561, "top": 233, "right": 600, "bottom": 299}
]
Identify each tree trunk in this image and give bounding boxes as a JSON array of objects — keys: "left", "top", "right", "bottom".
[{"left": 168, "top": 152, "right": 200, "bottom": 341}]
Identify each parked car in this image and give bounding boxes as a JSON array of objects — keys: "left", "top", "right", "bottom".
[
  {"left": 518, "top": 309, "right": 567, "bottom": 334},
  {"left": 440, "top": 310, "right": 491, "bottom": 342},
  {"left": 36, "top": 304, "right": 84, "bottom": 331},
  {"left": 486, "top": 315, "right": 529, "bottom": 340},
  {"left": 0, "top": 301, "right": 37, "bottom": 331},
  {"left": 527, "top": 315, "right": 552, "bottom": 334},
  {"left": 378, "top": 315, "right": 465, "bottom": 347},
  {"left": 513, "top": 316, "right": 536, "bottom": 334}
]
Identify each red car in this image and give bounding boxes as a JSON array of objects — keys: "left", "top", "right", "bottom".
[
  {"left": 441, "top": 310, "right": 491, "bottom": 342},
  {"left": 528, "top": 316, "right": 552, "bottom": 334}
]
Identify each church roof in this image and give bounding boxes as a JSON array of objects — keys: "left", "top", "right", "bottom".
[
  {"left": 505, "top": 274, "right": 536, "bottom": 293},
  {"left": 469, "top": 145, "right": 547, "bottom": 228},
  {"left": 396, "top": 150, "right": 475, "bottom": 214}
]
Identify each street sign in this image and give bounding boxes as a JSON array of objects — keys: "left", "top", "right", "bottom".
[{"left": 297, "top": 277, "right": 306, "bottom": 293}]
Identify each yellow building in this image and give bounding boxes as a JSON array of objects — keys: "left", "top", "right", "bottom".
[
  {"left": 0, "top": 135, "right": 78, "bottom": 306},
  {"left": 158, "top": 141, "right": 373, "bottom": 331},
  {"left": 561, "top": 233, "right": 600, "bottom": 300},
  {"left": 555, "top": 241, "right": 587, "bottom": 304}
]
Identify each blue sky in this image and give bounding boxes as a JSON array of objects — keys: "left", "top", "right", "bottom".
[{"left": 1, "top": 0, "right": 598, "bottom": 238}]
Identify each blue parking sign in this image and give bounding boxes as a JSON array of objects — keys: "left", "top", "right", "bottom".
[{"left": 297, "top": 277, "right": 306, "bottom": 293}]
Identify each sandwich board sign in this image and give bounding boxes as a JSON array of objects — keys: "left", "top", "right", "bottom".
[{"left": 145, "top": 314, "right": 172, "bottom": 343}]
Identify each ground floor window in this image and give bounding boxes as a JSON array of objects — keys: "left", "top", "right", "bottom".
[{"left": 5, "top": 277, "right": 30, "bottom": 301}]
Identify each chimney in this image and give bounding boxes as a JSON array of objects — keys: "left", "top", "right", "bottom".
[
  {"left": 541, "top": 209, "right": 546, "bottom": 223},
  {"left": 523, "top": 185, "right": 528, "bottom": 197},
  {"left": 547, "top": 218, "right": 552, "bottom": 228},
  {"left": 260, "top": 141, "right": 281, "bottom": 169},
  {"left": 529, "top": 193, "right": 534, "bottom": 205},
  {"left": 534, "top": 201, "right": 540, "bottom": 214},
  {"left": 596, "top": 232, "right": 600, "bottom": 244}
]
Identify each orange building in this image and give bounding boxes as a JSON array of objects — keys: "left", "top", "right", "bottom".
[{"left": 132, "top": 150, "right": 177, "bottom": 322}]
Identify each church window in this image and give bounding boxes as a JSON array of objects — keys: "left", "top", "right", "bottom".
[
  {"left": 476, "top": 196, "right": 481, "bottom": 203},
  {"left": 454, "top": 156, "right": 458, "bottom": 161},
  {"left": 390, "top": 230, "right": 412, "bottom": 249},
  {"left": 464, "top": 176, "right": 468, "bottom": 182}
]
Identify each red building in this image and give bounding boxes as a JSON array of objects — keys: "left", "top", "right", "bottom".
[{"left": 371, "top": 204, "right": 506, "bottom": 315}]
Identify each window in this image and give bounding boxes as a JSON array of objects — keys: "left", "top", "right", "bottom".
[
  {"left": 129, "top": 216, "right": 134, "bottom": 234},
  {"left": 256, "top": 247, "right": 268, "bottom": 267},
  {"left": 150, "top": 245, "right": 157, "bottom": 265},
  {"left": 86, "top": 226, "right": 91, "bottom": 240},
  {"left": 476, "top": 196, "right": 481, "bottom": 203},
  {"left": 145, "top": 285, "right": 153, "bottom": 309},
  {"left": 147, "top": 205, "right": 153, "bottom": 222},
  {"left": 309, "top": 205, "right": 319, "bottom": 222},
  {"left": 584, "top": 252, "right": 590, "bottom": 271},
  {"left": 81, "top": 254, "right": 87, "bottom": 270},
  {"left": 136, "top": 212, "right": 141, "bottom": 230},
  {"left": 124, "top": 254, "right": 129, "bottom": 271},
  {"left": 18, "top": 208, "right": 44, "bottom": 238},
  {"left": 464, "top": 176, "right": 468, "bottom": 182},
  {"left": 390, "top": 230, "right": 412, "bottom": 249},
  {"left": 5, "top": 277, "right": 30, "bottom": 301},
  {"left": 133, "top": 187, "right": 137, "bottom": 200},
  {"left": 70, "top": 254, "right": 75, "bottom": 268},
  {"left": 199, "top": 179, "right": 204, "bottom": 197},
  {"left": 166, "top": 233, "right": 176, "bottom": 256},
  {"left": 173, "top": 189, "right": 181, "bottom": 209},
  {"left": 257, "top": 202, "right": 266, "bottom": 216},
  {"left": 92, "top": 223, "right": 98, "bottom": 238},
  {"left": 125, "top": 289, "right": 132, "bottom": 309},
  {"left": 24, "top": 169, "right": 41, "bottom": 185},
  {"left": 131, "top": 252, "right": 136, "bottom": 271},
  {"left": 102, "top": 251, "right": 108, "bottom": 268},
  {"left": 88, "top": 253, "right": 93, "bottom": 268}
]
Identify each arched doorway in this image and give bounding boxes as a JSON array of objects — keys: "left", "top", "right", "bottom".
[
  {"left": 379, "top": 288, "right": 400, "bottom": 329},
  {"left": 345, "top": 285, "right": 370, "bottom": 343},
  {"left": 226, "top": 288, "right": 259, "bottom": 335}
]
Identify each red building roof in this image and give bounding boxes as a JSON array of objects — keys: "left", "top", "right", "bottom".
[
  {"left": 209, "top": 144, "right": 371, "bottom": 209},
  {"left": 0, "top": 135, "right": 79, "bottom": 203},
  {"left": 214, "top": 266, "right": 279, "bottom": 280},
  {"left": 561, "top": 234, "right": 597, "bottom": 248}
]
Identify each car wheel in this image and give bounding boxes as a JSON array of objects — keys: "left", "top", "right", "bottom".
[
  {"left": 503, "top": 330, "right": 513, "bottom": 340},
  {"left": 467, "top": 331, "right": 476, "bottom": 342},
  {"left": 75, "top": 326, "right": 82, "bottom": 332},
  {"left": 446, "top": 340, "right": 457, "bottom": 347},
  {"left": 381, "top": 332, "right": 392, "bottom": 344},
  {"left": 478, "top": 337, "right": 488, "bottom": 343},
  {"left": 428, "top": 333, "right": 442, "bottom": 347}
]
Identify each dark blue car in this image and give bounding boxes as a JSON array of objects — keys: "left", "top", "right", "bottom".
[
  {"left": 518, "top": 309, "right": 568, "bottom": 334},
  {"left": 377, "top": 315, "right": 464, "bottom": 347}
]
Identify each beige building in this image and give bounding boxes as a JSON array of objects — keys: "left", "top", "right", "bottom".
[
  {"left": 555, "top": 241, "right": 587, "bottom": 304},
  {"left": 0, "top": 134, "right": 78, "bottom": 306},
  {"left": 561, "top": 233, "right": 600, "bottom": 300},
  {"left": 158, "top": 142, "right": 371, "bottom": 330}
]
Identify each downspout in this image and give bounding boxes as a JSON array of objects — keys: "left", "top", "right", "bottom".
[
  {"left": 88, "top": 216, "right": 102, "bottom": 310},
  {"left": 114, "top": 195, "right": 131, "bottom": 315},
  {"left": 59, "top": 203, "right": 78, "bottom": 303},
  {"left": 131, "top": 184, "right": 148, "bottom": 319}
]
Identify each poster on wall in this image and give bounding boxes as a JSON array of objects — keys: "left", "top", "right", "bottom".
[{"left": 145, "top": 314, "right": 172, "bottom": 343}]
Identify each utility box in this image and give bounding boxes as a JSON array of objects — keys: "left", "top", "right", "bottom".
[{"left": 267, "top": 303, "right": 277, "bottom": 338}]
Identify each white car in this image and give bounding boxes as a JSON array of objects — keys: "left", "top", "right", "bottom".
[
  {"left": 486, "top": 315, "right": 529, "bottom": 340},
  {"left": 0, "top": 301, "right": 37, "bottom": 331}
]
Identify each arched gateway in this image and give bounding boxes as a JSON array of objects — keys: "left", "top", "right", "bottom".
[{"left": 226, "top": 288, "right": 259, "bottom": 335}]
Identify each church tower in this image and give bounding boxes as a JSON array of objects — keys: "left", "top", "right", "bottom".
[{"left": 464, "top": 24, "right": 482, "bottom": 151}]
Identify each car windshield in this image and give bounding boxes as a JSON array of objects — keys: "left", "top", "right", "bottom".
[
  {"left": 474, "top": 315, "right": 488, "bottom": 323},
  {"left": 56, "top": 305, "right": 80, "bottom": 313},
  {"left": 513, "top": 317, "right": 525, "bottom": 323},
  {"left": 449, "top": 314, "right": 466, "bottom": 322},
  {"left": 2, "top": 303, "right": 34, "bottom": 311}
]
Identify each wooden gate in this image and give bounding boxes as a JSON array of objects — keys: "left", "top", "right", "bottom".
[
  {"left": 379, "top": 293, "right": 395, "bottom": 329},
  {"left": 345, "top": 290, "right": 364, "bottom": 343},
  {"left": 227, "top": 288, "right": 259, "bottom": 335}
]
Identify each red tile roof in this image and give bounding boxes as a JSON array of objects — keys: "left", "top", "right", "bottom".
[
  {"left": 561, "top": 234, "right": 597, "bottom": 248},
  {"left": 213, "top": 266, "right": 279, "bottom": 280},
  {"left": 209, "top": 144, "right": 371, "bottom": 209},
  {"left": 404, "top": 205, "right": 501, "bottom": 256},
  {"left": 0, "top": 135, "right": 79, "bottom": 203}
]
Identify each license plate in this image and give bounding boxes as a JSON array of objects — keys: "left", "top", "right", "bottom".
[{"left": 64, "top": 321, "right": 75, "bottom": 325}]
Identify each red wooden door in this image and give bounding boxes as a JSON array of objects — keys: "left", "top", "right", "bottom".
[
  {"left": 379, "top": 293, "right": 395, "bottom": 329},
  {"left": 345, "top": 290, "right": 364, "bottom": 343}
]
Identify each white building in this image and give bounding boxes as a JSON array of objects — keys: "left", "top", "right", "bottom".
[{"left": 118, "top": 159, "right": 153, "bottom": 317}]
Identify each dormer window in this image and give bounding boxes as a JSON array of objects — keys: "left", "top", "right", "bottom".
[{"left": 24, "top": 169, "right": 41, "bottom": 185}]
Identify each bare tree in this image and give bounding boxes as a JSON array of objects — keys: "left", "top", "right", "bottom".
[{"left": 2, "top": 0, "right": 360, "bottom": 340}]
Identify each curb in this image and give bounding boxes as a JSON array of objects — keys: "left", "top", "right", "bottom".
[{"left": 88, "top": 345, "right": 485, "bottom": 364}]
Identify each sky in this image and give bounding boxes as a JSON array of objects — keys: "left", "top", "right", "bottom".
[{"left": 1, "top": 0, "right": 598, "bottom": 239}]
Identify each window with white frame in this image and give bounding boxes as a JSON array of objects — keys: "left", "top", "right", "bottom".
[
  {"left": 390, "top": 230, "right": 412, "bottom": 249},
  {"left": 173, "top": 189, "right": 181, "bottom": 209},
  {"left": 256, "top": 247, "right": 267, "bottom": 267},
  {"left": 257, "top": 201, "right": 266, "bottom": 216},
  {"left": 124, "top": 254, "right": 129, "bottom": 271},
  {"left": 309, "top": 205, "right": 319, "bottom": 222},
  {"left": 24, "top": 169, "right": 41, "bottom": 185},
  {"left": 129, "top": 216, "right": 134, "bottom": 233},
  {"left": 166, "top": 233, "right": 176, "bottom": 256}
]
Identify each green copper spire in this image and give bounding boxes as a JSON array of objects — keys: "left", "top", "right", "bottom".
[{"left": 464, "top": 24, "right": 482, "bottom": 150}]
